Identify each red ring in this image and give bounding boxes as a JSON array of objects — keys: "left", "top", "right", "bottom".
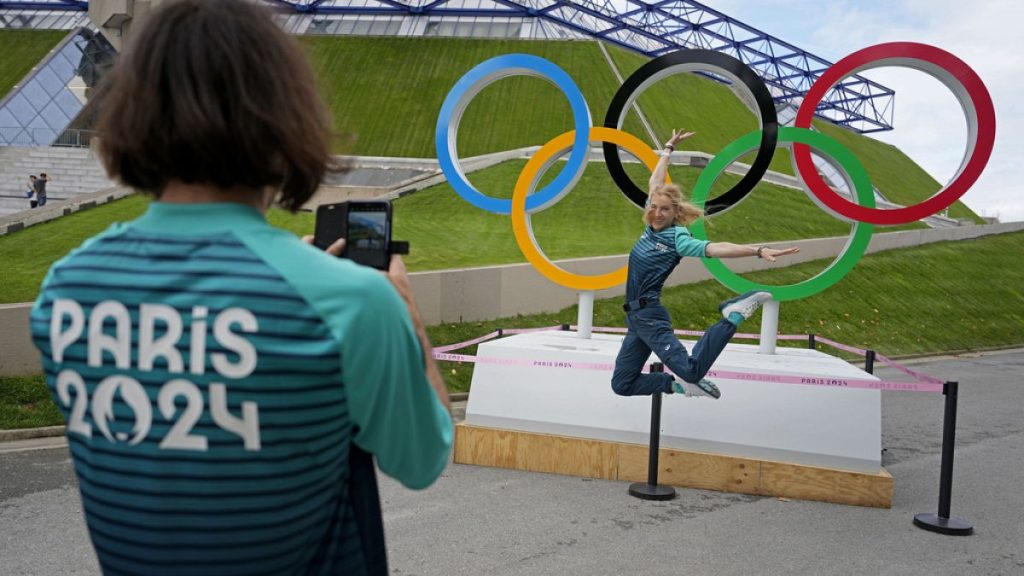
[{"left": 794, "top": 42, "right": 995, "bottom": 225}]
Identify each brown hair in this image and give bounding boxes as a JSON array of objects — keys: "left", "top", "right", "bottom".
[
  {"left": 645, "top": 184, "right": 703, "bottom": 227},
  {"left": 96, "top": 0, "right": 333, "bottom": 211}
]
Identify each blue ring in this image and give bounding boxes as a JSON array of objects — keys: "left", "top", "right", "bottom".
[{"left": 435, "top": 54, "right": 592, "bottom": 215}]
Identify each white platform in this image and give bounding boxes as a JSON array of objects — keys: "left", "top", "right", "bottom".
[{"left": 464, "top": 330, "right": 881, "bottom": 473}]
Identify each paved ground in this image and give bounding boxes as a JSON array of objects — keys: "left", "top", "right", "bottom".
[{"left": 2, "top": 350, "right": 1022, "bottom": 575}]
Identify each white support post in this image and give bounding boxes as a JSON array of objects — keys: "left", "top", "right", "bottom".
[
  {"left": 758, "top": 299, "right": 780, "bottom": 355},
  {"left": 577, "top": 291, "right": 595, "bottom": 339}
]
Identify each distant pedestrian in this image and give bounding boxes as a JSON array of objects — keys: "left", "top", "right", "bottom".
[
  {"left": 33, "top": 172, "right": 49, "bottom": 206},
  {"left": 27, "top": 175, "right": 38, "bottom": 208}
]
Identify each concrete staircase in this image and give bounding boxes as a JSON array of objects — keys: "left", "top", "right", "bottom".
[{"left": 0, "top": 147, "right": 115, "bottom": 218}]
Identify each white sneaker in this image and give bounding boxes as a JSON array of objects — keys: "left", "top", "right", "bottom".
[
  {"left": 672, "top": 378, "right": 721, "bottom": 399},
  {"left": 719, "top": 290, "right": 772, "bottom": 321}
]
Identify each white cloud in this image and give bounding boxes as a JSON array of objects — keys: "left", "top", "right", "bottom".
[{"left": 703, "top": 0, "right": 1023, "bottom": 221}]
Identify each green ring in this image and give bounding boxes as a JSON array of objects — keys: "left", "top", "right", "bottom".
[{"left": 690, "top": 126, "right": 875, "bottom": 301}]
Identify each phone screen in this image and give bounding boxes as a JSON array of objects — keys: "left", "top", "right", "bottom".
[
  {"left": 348, "top": 210, "right": 387, "bottom": 251},
  {"left": 346, "top": 203, "right": 390, "bottom": 270},
  {"left": 313, "top": 201, "right": 391, "bottom": 270}
]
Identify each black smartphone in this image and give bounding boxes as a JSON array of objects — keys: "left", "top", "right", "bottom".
[{"left": 313, "top": 201, "right": 392, "bottom": 270}]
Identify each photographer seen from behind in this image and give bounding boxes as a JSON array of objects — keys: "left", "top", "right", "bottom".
[{"left": 30, "top": 1, "right": 451, "bottom": 574}]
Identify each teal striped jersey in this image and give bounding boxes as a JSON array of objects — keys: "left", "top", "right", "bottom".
[
  {"left": 625, "top": 225, "right": 710, "bottom": 302},
  {"left": 30, "top": 202, "right": 453, "bottom": 575}
]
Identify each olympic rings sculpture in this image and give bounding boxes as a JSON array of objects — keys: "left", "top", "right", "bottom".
[{"left": 435, "top": 43, "right": 995, "bottom": 298}]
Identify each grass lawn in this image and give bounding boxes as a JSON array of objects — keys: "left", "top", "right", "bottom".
[
  {"left": 0, "top": 194, "right": 152, "bottom": 303},
  {"left": 0, "top": 375, "right": 62, "bottom": 430},
  {"left": 5, "top": 230, "right": 1022, "bottom": 428},
  {"left": 388, "top": 159, "right": 925, "bottom": 273},
  {"left": 0, "top": 30, "right": 67, "bottom": 100},
  {"left": 428, "top": 230, "right": 1024, "bottom": 392}
]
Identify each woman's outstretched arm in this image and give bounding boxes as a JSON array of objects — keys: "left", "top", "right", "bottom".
[{"left": 705, "top": 242, "right": 800, "bottom": 262}]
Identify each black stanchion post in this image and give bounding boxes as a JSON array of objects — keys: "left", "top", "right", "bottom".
[
  {"left": 913, "top": 381, "right": 973, "bottom": 535},
  {"left": 865, "top": 349, "right": 876, "bottom": 374},
  {"left": 808, "top": 333, "right": 816, "bottom": 350},
  {"left": 628, "top": 363, "right": 676, "bottom": 501}
]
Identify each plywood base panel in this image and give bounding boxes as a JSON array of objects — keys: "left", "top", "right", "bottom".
[{"left": 454, "top": 423, "right": 892, "bottom": 508}]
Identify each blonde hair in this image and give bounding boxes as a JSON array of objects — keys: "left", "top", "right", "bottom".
[{"left": 645, "top": 184, "right": 703, "bottom": 227}]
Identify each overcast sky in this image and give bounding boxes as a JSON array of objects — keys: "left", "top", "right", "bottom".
[{"left": 704, "top": 0, "right": 1021, "bottom": 222}]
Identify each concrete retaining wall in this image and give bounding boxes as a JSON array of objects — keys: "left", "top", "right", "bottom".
[
  {"left": 0, "top": 304, "right": 39, "bottom": 376},
  {"left": 2, "top": 222, "right": 1021, "bottom": 376}
]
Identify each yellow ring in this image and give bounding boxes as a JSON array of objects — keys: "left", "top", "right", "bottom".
[{"left": 511, "top": 126, "right": 670, "bottom": 291}]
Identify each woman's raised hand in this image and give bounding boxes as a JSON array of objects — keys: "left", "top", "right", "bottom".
[{"left": 666, "top": 128, "right": 696, "bottom": 148}]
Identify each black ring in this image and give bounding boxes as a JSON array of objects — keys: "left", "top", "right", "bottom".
[{"left": 602, "top": 50, "right": 779, "bottom": 215}]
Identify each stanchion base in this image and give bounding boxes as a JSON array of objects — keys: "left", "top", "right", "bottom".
[
  {"left": 913, "top": 513, "right": 974, "bottom": 535},
  {"left": 629, "top": 482, "right": 676, "bottom": 501}
]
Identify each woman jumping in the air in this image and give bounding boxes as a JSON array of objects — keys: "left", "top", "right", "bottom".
[{"left": 611, "top": 129, "right": 800, "bottom": 400}]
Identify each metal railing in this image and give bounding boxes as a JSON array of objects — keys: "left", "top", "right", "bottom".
[{"left": 0, "top": 127, "right": 99, "bottom": 148}]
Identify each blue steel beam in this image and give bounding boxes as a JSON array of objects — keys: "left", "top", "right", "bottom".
[
  {"left": 421, "top": 0, "right": 453, "bottom": 11},
  {"left": 0, "top": 0, "right": 895, "bottom": 132}
]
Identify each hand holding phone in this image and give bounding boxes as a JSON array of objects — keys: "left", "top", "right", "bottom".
[{"left": 313, "top": 201, "right": 392, "bottom": 270}]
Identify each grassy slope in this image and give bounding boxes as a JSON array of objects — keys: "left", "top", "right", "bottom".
[
  {"left": 0, "top": 164, "right": 928, "bottom": 303},
  {"left": 812, "top": 120, "right": 979, "bottom": 222},
  {"left": 604, "top": 46, "right": 797, "bottom": 177},
  {"left": 387, "top": 159, "right": 923, "bottom": 273},
  {"left": 299, "top": 36, "right": 647, "bottom": 158},
  {"left": 0, "top": 30, "right": 66, "bottom": 99},
  {"left": 299, "top": 36, "right": 977, "bottom": 222}
]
